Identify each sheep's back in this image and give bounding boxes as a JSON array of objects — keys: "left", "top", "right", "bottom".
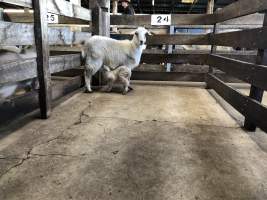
[{"left": 86, "top": 36, "right": 133, "bottom": 68}]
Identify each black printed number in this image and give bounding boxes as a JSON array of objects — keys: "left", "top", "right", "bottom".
[
  {"left": 157, "top": 16, "right": 169, "bottom": 24},
  {"left": 47, "top": 14, "right": 55, "bottom": 22}
]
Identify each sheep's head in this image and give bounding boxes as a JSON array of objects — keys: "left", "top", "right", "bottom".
[{"left": 133, "top": 27, "right": 152, "bottom": 49}]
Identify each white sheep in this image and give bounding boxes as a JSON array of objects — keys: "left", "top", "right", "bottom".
[
  {"left": 102, "top": 65, "right": 131, "bottom": 95},
  {"left": 82, "top": 27, "right": 150, "bottom": 92}
]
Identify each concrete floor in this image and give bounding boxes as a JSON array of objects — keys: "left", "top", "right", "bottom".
[{"left": 0, "top": 85, "right": 267, "bottom": 200}]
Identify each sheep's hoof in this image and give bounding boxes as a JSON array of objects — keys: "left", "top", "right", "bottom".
[
  {"left": 122, "top": 89, "right": 129, "bottom": 95},
  {"left": 128, "top": 86, "right": 134, "bottom": 91},
  {"left": 84, "top": 88, "right": 93, "bottom": 93}
]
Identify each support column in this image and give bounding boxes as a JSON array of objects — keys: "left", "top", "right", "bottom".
[
  {"left": 244, "top": 14, "right": 267, "bottom": 131},
  {"left": 32, "top": 0, "right": 52, "bottom": 119},
  {"left": 0, "top": 8, "right": 4, "bottom": 20},
  {"left": 89, "top": 0, "right": 110, "bottom": 86},
  {"left": 206, "top": 0, "right": 214, "bottom": 14},
  {"left": 165, "top": 26, "right": 174, "bottom": 72},
  {"left": 206, "top": 0, "right": 216, "bottom": 88},
  {"left": 112, "top": 0, "right": 118, "bottom": 32},
  {"left": 90, "top": 0, "right": 110, "bottom": 37}
]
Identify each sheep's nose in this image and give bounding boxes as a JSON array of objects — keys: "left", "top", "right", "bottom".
[{"left": 140, "top": 41, "right": 144, "bottom": 45}]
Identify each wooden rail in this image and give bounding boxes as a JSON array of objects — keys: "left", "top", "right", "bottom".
[
  {"left": 112, "top": 27, "right": 267, "bottom": 48},
  {"left": 0, "top": 0, "right": 92, "bottom": 21},
  {"left": 212, "top": 0, "right": 267, "bottom": 23},
  {"left": 207, "top": 55, "right": 267, "bottom": 90},
  {"left": 4, "top": 11, "right": 89, "bottom": 24},
  {"left": 111, "top": 0, "right": 266, "bottom": 26},
  {"left": 0, "top": 54, "right": 81, "bottom": 84},
  {"left": 210, "top": 27, "right": 267, "bottom": 49},
  {"left": 0, "top": 21, "right": 91, "bottom": 45},
  {"left": 111, "top": 14, "right": 214, "bottom": 26},
  {"left": 207, "top": 74, "right": 267, "bottom": 133}
]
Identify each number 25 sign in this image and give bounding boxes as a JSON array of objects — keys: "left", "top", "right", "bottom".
[{"left": 151, "top": 15, "right": 171, "bottom": 26}]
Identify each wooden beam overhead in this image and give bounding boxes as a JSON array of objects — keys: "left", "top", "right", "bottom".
[
  {"left": 0, "top": 21, "right": 91, "bottom": 45},
  {"left": 0, "top": 0, "right": 91, "bottom": 21}
]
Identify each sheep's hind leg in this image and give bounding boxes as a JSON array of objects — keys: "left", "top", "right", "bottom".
[
  {"left": 84, "top": 59, "right": 103, "bottom": 93},
  {"left": 119, "top": 77, "right": 130, "bottom": 95},
  {"left": 84, "top": 68, "right": 93, "bottom": 93}
]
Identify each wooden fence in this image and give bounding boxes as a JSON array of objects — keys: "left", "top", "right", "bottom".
[
  {"left": 110, "top": 0, "right": 267, "bottom": 133},
  {"left": 0, "top": 0, "right": 266, "bottom": 133}
]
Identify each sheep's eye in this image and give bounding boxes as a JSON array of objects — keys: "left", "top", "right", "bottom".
[{"left": 135, "top": 32, "right": 138, "bottom": 36}]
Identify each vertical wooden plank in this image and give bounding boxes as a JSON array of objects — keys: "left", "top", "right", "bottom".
[
  {"left": 207, "top": 0, "right": 216, "bottom": 84},
  {"left": 244, "top": 13, "right": 267, "bottom": 131},
  {"left": 89, "top": 0, "right": 110, "bottom": 86},
  {"left": 165, "top": 25, "right": 174, "bottom": 72},
  {"left": 207, "top": 0, "right": 214, "bottom": 15},
  {"left": 0, "top": 8, "right": 4, "bottom": 20},
  {"left": 90, "top": 0, "right": 110, "bottom": 37},
  {"left": 112, "top": 0, "right": 118, "bottom": 32},
  {"left": 32, "top": 0, "right": 52, "bottom": 119}
]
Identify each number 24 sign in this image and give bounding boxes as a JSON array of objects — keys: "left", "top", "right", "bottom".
[{"left": 151, "top": 15, "right": 171, "bottom": 25}]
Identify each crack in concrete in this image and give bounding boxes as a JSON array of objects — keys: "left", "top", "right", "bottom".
[
  {"left": 0, "top": 99, "right": 240, "bottom": 181},
  {"left": 74, "top": 101, "right": 92, "bottom": 125},
  {"left": 0, "top": 156, "right": 22, "bottom": 160},
  {"left": 0, "top": 149, "right": 31, "bottom": 179},
  {"left": 75, "top": 115, "right": 240, "bottom": 129},
  {"left": 0, "top": 102, "right": 93, "bottom": 180},
  {"left": 30, "top": 153, "right": 90, "bottom": 158}
]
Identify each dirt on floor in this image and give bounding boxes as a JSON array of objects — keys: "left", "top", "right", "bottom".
[{"left": 0, "top": 85, "right": 267, "bottom": 200}]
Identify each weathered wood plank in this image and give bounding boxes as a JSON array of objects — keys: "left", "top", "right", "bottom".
[
  {"left": 0, "top": 75, "right": 83, "bottom": 125},
  {"left": 244, "top": 13, "right": 267, "bottom": 131},
  {"left": 140, "top": 51, "right": 257, "bottom": 65},
  {"left": 4, "top": 11, "right": 88, "bottom": 24},
  {"left": 207, "top": 74, "right": 267, "bottom": 133},
  {"left": 0, "top": 54, "right": 81, "bottom": 84},
  {"left": 147, "top": 34, "right": 209, "bottom": 45},
  {"left": 207, "top": 54, "right": 267, "bottom": 90},
  {"left": 0, "top": 0, "right": 31, "bottom": 7},
  {"left": 213, "top": 0, "right": 267, "bottom": 23},
  {"left": 111, "top": 14, "right": 214, "bottom": 26},
  {"left": 132, "top": 71, "right": 205, "bottom": 82},
  {"left": 111, "top": 34, "right": 210, "bottom": 45},
  {"left": 0, "top": 0, "right": 91, "bottom": 21},
  {"left": 33, "top": 0, "right": 51, "bottom": 118},
  {"left": 141, "top": 53, "right": 208, "bottom": 65},
  {"left": 113, "top": 27, "right": 267, "bottom": 48},
  {"left": 0, "top": 21, "right": 91, "bottom": 45},
  {"left": 211, "top": 27, "right": 267, "bottom": 49}
]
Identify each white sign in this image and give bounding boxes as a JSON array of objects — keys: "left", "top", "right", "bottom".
[
  {"left": 151, "top": 15, "right": 171, "bottom": 26},
  {"left": 47, "top": 13, "right": 58, "bottom": 24}
]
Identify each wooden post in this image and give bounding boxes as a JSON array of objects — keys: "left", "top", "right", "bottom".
[
  {"left": 206, "top": 0, "right": 216, "bottom": 86},
  {"left": 90, "top": 0, "right": 110, "bottom": 37},
  {"left": 32, "top": 0, "right": 52, "bottom": 119},
  {"left": 207, "top": 0, "right": 214, "bottom": 14},
  {"left": 112, "top": 0, "right": 118, "bottom": 32},
  {"left": 165, "top": 26, "right": 174, "bottom": 72},
  {"left": 89, "top": 0, "right": 110, "bottom": 86},
  {"left": 0, "top": 8, "right": 4, "bottom": 20},
  {"left": 244, "top": 13, "right": 267, "bottom": 131},
  {"left": 244, "top": 15, "right": 266, "bottom": 131},
  {"left": 112, "top": 0, "right": 118, "bottom": 14}
]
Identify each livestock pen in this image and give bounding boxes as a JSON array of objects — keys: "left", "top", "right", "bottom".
[{"left": 0, "top": 0, "right": 267, "bottom": 199}]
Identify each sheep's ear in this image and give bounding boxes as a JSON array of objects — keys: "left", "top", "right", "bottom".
[{"left": 134, "top": 31, "right": 138, "bottom": 36}]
